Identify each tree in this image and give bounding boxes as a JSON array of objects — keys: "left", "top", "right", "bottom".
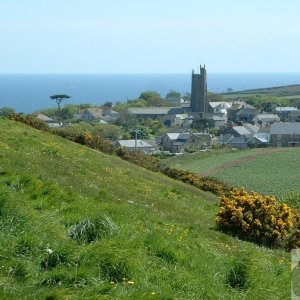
[
  {"left": 50, "top": 94, "right": 71, "bottom": 113},
  {"left": 0, "top": 107, "right": 15, "bottom": 117}
]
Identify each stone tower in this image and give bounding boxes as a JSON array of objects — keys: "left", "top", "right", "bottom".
[{"left": 191, "top": 65, "right": 208, "bottom": 113}]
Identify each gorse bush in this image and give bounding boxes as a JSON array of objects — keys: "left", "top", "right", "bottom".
[
  {"left": 68, "top": 216, "right": 119, "bottom": 243},
  {"left": 216, "top": 188, "right": 295, "bottom": 247}
]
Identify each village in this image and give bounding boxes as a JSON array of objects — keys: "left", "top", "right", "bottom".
[{"left": 35, "top": 66, "right": 300, "bottom": 154}]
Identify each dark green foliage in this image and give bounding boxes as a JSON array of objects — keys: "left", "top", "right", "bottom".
[
  {"left": 15, "top": 237, "right": 33, "bottom": 256},
  {"left": 98, "top": 255, "right": 130, "bottom": 283},
  {"left": 68, "top": 216, "right": 119, "bottom": 244},
  {"left": 9, "top": 263, "right": 27, "bottom": 281},
  {"left": 226, "top": 260, "right": 248, "bottom": 290},
  {"left": 0, "top": 107, "right": 15, "bottom": 117},
  {"left": 0, "top": 186, "right": 9, "bottom": 216},
  {"left": 40, "top": 250, "right": 68, "bottom": 271}
]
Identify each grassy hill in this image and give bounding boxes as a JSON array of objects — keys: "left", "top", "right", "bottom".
[{"left": 0, "top": 118, "right": 290, "bottom": 299}]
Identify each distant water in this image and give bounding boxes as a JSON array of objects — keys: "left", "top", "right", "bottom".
[{"left": 0, "top": 73, "right": 300, "bottom": 113}]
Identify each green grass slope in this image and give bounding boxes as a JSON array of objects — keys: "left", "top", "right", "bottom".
[{"left": 0, "top": 118, "right": 290, "bottom": 299}]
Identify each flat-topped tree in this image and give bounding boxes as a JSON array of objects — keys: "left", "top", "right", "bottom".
[{"left": 50, "top": 94, "right": 71, "bottom": 113}]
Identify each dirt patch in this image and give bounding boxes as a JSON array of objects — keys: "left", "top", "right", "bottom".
[{"left": 201, "top": 148, "right": 287, "bottom": 177}]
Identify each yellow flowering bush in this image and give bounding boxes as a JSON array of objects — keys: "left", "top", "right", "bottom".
[{"left": 216, "top": 188, "right": 295, "bottom": 247}]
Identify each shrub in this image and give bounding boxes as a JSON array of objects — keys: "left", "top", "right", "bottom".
[
  {"left": 68, "top": 216, "right": 119, "bottom": 244},
  {"left": 216, "top": 188, "right": 295, "bottom": 247}
]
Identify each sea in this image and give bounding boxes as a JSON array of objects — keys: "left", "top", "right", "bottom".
[{"left": 0, "top": 73, "right": 300, "bottom": 114}]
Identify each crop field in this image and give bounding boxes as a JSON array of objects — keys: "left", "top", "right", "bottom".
[{"left": 164, "top": 147, "right": 300, "bottom": 205}]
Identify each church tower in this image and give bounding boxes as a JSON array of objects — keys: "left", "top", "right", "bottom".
[{"left": 191, "top": 65, "right": 208, "bottom": 113}]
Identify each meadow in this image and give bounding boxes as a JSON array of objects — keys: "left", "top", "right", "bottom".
[{"left": 0, "top": 118, "right": 291, "bottom": 299}]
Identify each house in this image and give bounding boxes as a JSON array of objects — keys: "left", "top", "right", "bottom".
[
  {"left": 275, "top": 106, "right": 298, "bottom": 120},
  {"left": 234, "top": 107, "right": 260, "bottom": 123},
  {"left": 209, "top": 102, "right": 232, "bottom": 114},
  {"left": 227, "top": 102, "right": 257, "bottom": 122},
  {"left": 243, "top": 123, "right": 260, "bottom": 134},
  {"left": 35, "top": 114, "right": 61, "bottom": 128},
  {"left": 248, "top": 134, "right": 269, "bottom": 148},
  {"left": 161, "top": 132, "right": 181, "bottom": 151},
  {"left": 102, "top": 109, "right": 119, "bottom": 122},
  {"left": 161, "top": 130, "right": 211, "bottom": 153},
  {"left": 125, "top": 107, "right": 185, "bottom": 119},
  {"left": 115, "top": 140, "right": 155, "bottom": 153},
  {"left": 74, "top": 108, "right": 103, "bottom": 121},
  {"left": 270, "top": 122, "right": 300, "bottom": 147},
  {"left": 253, "top": 113, "right": 280, "bottom": 127},
  {"left": 206, "top": 115, "right": 227, "bottom": 129},
  {"left": 232, "top": 126, "right": 252, "bottom": 138},
  {"left": 288, "top": 110, "right": 300, "bottom": 122},
  {"left": 226, "top": 136, "right": 249, "bottom": 149},
  {"left": 173, "top": 114, "right": 193, "bottom": 128}
]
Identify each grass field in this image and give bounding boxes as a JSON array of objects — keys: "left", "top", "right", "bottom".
[{"left": 0, "top": 118, "right": 291, "bottom": 299}]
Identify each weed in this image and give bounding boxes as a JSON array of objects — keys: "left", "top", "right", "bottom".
[
  {"left": 15, "top": 237, "right": 33, "bottom": 256},
  {"left": 226, "top": 259, "right": 248, "bottom": 290},
  {"left": 98, "top": 256, "right": 130, "bottom": 283},
  {"left": 41, "top": 250, "right": 68, "bottom": 271},
  {"left": 68, "top": 215, "right": 119, "bottom": 243},
  {"left": 9, "top": 263, "right": 27, "bottom": 281}
]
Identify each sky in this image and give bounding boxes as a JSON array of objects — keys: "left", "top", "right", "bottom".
[{"left": 1, "top": 0, "right": 300, "bottom": 73}]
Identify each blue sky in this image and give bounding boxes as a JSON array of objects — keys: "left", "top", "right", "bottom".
[{"left": 1, "top": 0, "right": 300, "bottom": 73}]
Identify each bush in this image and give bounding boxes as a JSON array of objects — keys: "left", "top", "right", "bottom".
[
  {"left": 216, "top": 188, "right": 295, "bottom": 247},
  {"left": 68, "top": 216, "right": 119, "bottom": 244}
]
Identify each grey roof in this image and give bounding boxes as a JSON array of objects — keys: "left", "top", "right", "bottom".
[
  {"left": 166, "top": 133, "right": 181, "bottom": 140},
  {"left": 270, "top": 122, "right": 300, "bottom": 135},
  {"left": 209, "top": 102, "right": 232, "bottom": 108},
  {"left": 36, "top": 114, "right": 53, "bottom": 122},
  {"left": 252, "top": 136, "right": 268, "bottom": 143},
  {"left": 243, "top": 123, "right": 260, "bottom": 134},
  {"left": 117, "top": 140, "right": 153, "bottom": 148},
  {"left": 232, "top": 126, "right": 252, "bottom": 136},
  {"left": 236, "top": 107, "right": 258, "bottom": 115},
  {"left": 212, "top": 116, "right": 225, "bottom": 121},
  {"left": 126, "top": 107, "right": 184, "bottom": 115},
  {"left": 275, "top": 107, "right": 297, "bottom": 112},
  {"left": 254, "top": 114, "right": 280, "bottom": 121},
  {"left": 227, "top": 136, "right": 248, "bottom": 144}
]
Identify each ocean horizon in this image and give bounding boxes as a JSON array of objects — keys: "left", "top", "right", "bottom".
[{"left": 0, "top": 72, "right": 300, "bottom": 113}]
